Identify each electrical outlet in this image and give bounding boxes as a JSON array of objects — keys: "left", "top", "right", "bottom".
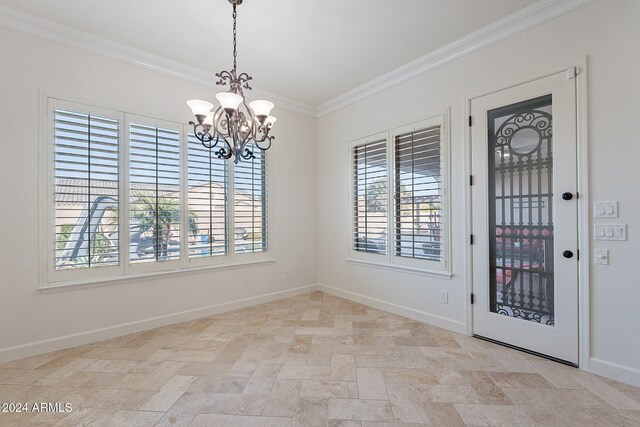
[
  {"left": 440, "top": 291, "right": 448, "bottom": 304},
  {"left": 283, "top": 271, "right": 290, "bottom": 280}
]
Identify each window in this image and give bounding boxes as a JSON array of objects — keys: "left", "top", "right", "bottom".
[
  {"left": 350, "top": 115, "right": 449, "bottom": 273},
  {"left": 44, "top": 98, "right": 270, "bottom": 286},
  {"left": 53, "top": 108, "right": 120, "bottom": 271},
  {"left": 234, "top": 149, "right": 268, "bottom": 253},
  {"left": 394, "top": 124, "right": 444, "bottom": 264},
  {"left": 129, "top": 121, "right": 182, "bottom": 264},
  {"left": 352, "top": 137, "right": 388, "bottom": 255},
  {"left": 187, "top": 134, "right": 228, "bottom": 259}
]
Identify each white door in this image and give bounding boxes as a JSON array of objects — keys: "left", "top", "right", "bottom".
[{"left": 471, "top": 70, "right": 579, "bottom": 365}]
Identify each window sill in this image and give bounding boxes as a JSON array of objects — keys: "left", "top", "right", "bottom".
[
  {"left": 39, "top": 259, "right": 276, "bottom": 293},
  {"left": 346, "top": 258, "right": 452, "bottom": 280}
]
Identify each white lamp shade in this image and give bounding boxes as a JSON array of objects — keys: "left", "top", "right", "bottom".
[
  {"left": 204, "top": 112, "right": 214, "bottom": 127},
  {"left": 249, "top": 100, "right": 274, "bottom": 117},
  {"left": 187, "top": 99, "right": 214, "bottom": 116},
  {"left": 264, "top": 115, "right": 277, "bottom": 127},
  {"left": 216, "top": 92, "right": 243, "bottom": 110}
]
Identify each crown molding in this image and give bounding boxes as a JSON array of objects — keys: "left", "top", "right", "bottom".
[
  {"left": 0, "top": 5, "right": 317, "bottom": 118},
  {"left": 0, "top": 0, "right": 595, "bottom": 119},
  {"left": 317, "top": 0, "right": 595, "bottom": 117}
]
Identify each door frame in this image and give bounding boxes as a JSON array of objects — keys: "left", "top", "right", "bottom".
[{"left": 463, "top": 57, "right": 590, "bottom": 370}]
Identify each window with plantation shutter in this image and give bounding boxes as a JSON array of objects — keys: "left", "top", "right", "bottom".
[
  {"left": 129, "top": 122, "right": 181, "bottom": 263},
  {"left": 53, "top": 109, "right": 120, "bottom": 270},
  {"left": 352, "top": 138, "right": 388, "bottom": 255},
  {"left": 394, "top": 125, "right": 444, "bottom": 264},
  {"left": 349, "top": 115, "right": 449, "bottom": 274},
  {"left": 44, "top": 98, "right": 272, "bottom": 287},
  {"left": 188, "top": 134, "right": 228, "bottom": 258},
  {"left": 234, "top": 149, "right": 267, "bottom": 253}
]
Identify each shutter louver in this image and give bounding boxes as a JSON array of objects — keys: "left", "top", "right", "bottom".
[
  {"left": 353, "top": 140, "right": 388, "bottom": 254},
  {"left": 394, "top": 125, "right": 443, "bottom": 261},
  {"left": 188, "top": 135, "right": 228, "bottom": 257},
  {"left": 234, "top": 149, "right": 267, "bottom": 253},
  {"left": 54, "top": 109, "right": 119, "bottom": 270},
  {"left": 129, "top": 123, "right": 181, "bottom": 263}
]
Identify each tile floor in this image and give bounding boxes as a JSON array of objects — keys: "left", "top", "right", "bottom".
[{"left": 0, "top": 292, "right": 639, "bottom": 426}]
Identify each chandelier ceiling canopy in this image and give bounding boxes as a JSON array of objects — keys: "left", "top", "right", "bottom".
[{"left": 187, "top": 0, "right": 276, "bottom": 164}]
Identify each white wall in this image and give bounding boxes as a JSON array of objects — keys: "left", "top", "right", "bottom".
[
  {"left": 317, "top": 0, "right": 640, "bottom": 384},
  {"left": 0, "top": 27, "right": 318, "bottom": 360}
]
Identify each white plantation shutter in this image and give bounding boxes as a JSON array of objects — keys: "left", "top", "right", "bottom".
[
  {"left": 394, "top": 125, "right": 444, "bottom": 262},
  {"left": 53, "top": 109, "right": 120, "bottom": 270},
  {"left": 352, "top": 139, "right": 388, "bottom": 255},
  {"left": 234, "top": 149, "right": 267, "bottom": 253},
  {"left": 129, "top": 123, "right": 181, "bottom": 263},
  {"left": 188, "top": 135, "right": 228, "bottom": 258}
]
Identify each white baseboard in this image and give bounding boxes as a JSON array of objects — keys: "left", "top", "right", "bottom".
[
  {"left": 589, "top": 357, "right": 640, "bottom": 388},
  {"left": 318, "top": 283, "right": 467, "bottom": 335},
  {"left": 0, "top": 284, "right": 320, "bottom": 364}
]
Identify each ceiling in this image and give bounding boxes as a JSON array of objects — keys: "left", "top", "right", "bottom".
[{"left": 0, "top": 0, "right": 538, "bottom": 106}]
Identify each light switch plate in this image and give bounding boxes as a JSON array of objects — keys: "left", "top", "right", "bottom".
[
  {"left": 594, "top": 201, "right": 618, "bottom": 218},
  {"left": 594, "top": 249, "right": 609, "bottom": 265},
  {"left": 594, "top": 224, "right": 627, "bottom": 241}
]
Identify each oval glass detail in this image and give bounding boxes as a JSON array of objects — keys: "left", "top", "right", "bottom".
[{"left": 510, "top": 127, "right": 541, "bottom": 155}]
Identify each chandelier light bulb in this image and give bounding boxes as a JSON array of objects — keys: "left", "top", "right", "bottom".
[
  {"left": 216, "top": 92, "right": 243, "bottom": 113},
  {"left": 187, "top": 100, "right": 214, "bottom": 122},
  {"left": 264, "top": 116, "right": 277, "bottom": 127},
  {"left": 249, "top": 100, "right": 275, "bottom": 121},
  {"left": 204, "top": 112, "right": 214, "bottom": 128}
]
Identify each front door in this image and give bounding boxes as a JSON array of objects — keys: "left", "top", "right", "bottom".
[{"left": 471, "top": 70, "right": 579, "bottom": 365}]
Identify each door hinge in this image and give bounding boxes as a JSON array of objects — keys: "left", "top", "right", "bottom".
[
  {"left": 468, "top": 116, "right": 473, "bottom": 127},
  {"left": 471, "top": 293, "right": 475, "bottom": 304},
  {"left": 470, "top": 175, "right": 474, "bottom": 186},
  {"left": 470, "top": 234, "right": 474, "bottom": 245}
]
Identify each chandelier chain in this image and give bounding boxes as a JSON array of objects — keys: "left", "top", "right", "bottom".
[{"left": 232, "top": 3, "right": 237, "bottom": 72}]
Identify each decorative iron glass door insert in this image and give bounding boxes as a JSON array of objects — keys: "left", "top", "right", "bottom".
[{"left": 488, "top": 95, "right": 554, "bottom": 325}]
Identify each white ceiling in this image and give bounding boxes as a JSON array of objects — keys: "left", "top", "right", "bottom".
[{"left": 0, "top": 0, "right": 538, "bottom": 106}]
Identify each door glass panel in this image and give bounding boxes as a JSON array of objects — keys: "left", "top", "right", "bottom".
[{"left": 488, "top": 95, "right": 554, "bottom": 326}]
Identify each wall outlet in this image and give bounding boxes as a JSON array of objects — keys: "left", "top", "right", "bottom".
[
  {"left": 283, "top": 271, "right": 290, "bottom": 280},
  {"left": 440, "top": 291, "right": 448, "bottom": 304}
]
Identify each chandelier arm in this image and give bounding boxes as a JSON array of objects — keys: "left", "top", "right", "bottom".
[
  {"left": 212, "top": 107, "right": 228, "bottom": 137},
  {"left": 254, "top": 135, "right": 274, "bottom": 151},
  {"left": 214, "top": 135, "right": 233, "bottom": 160}
]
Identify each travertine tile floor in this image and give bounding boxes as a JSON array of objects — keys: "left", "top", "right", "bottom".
[{"left": 1, "top": 292, "right": 639, "bottom": 426}]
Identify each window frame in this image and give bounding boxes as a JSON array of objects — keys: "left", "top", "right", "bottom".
[
  {"left": 40, "top": 95, "right": 272, "bottom": 289},
  {"left": 348, "top": 113, "right": 451, "bottom": 277}
]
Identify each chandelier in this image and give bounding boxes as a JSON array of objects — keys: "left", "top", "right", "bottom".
[{"left": 187, "top": 0, "right": 276, "bottom": 164}]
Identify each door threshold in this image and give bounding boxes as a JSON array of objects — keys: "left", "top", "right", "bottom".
[{"left": 473, "top": 334, "right": 578, "bottom": 368}]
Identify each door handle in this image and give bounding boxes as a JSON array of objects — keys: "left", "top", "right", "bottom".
[
  {"left": 562, "top": 192, "right": 573, "bottom": 200},
  {"left": 563, "top": 250, "right": 574, "bottom": 259}
]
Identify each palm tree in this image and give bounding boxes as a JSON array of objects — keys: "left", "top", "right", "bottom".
[{"left": 131, "top": 192, "right": 198, "bottom": 259}]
